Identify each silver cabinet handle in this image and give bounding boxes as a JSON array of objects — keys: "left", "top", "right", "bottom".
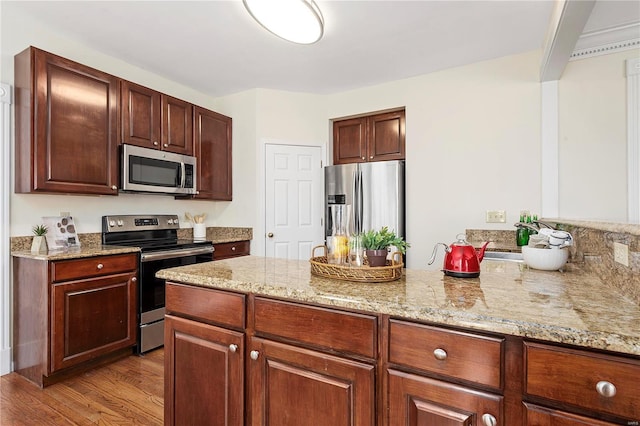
[
  {"left": 361, "top": 156, "right": 365, "bottom": 160},
  {"left": 250, "top": 350, "right": 260, "bottom": 360},
  {"left": 131, "top": 277, "right": 137, "bottom": 282},
  {"left": 231, "top": 246, "right": 236, "bottom": 251},
  {"left": 596, "top": 381, "right": 616, "bottom": 397},
  {"left": 163, "top": 143, "right": 168, "bottom": 147},
  {"left": 96, "top": 263, "right": 104, "bottom": 270},
  {"left": 111, "top": 185, "right": 117, "bottom": 190},
  {"left": 369, "top": 156, "right": 374, "bottom": 159},
  {"left": 153, "top": 141, "right": 159, "bottom": 146},
  {"left": 433, "top": 348, "right": 447, "bottom": 360},
  {"left": 482, "top": 413, "right": 497, "bottom": 426},
  {"left": 229, "top": 344, "right": 238, "bottom": 353}
]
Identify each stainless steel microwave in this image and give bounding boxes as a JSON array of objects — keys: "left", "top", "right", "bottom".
[{"left": 121, "top": 144, "right": 196, "bottom": 195}]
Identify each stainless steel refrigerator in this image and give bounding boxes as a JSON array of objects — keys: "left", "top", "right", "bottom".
[{"left": 324, "top": 160, "right": 405, "bottom": 239}]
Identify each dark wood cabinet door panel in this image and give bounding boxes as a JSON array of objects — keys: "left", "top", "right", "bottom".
[
  {"left": 253, "top": 297, "right": 377, "bottom": 359},
  {"left": 248, "top": 337, "right": 375, "bottom": 426},
  {"left": 388, "top": 369, "right": 503, "bottom": 426},
  {"left": 523, "top": 403, "right": 620, "bottom": 426},
  {"left": 51, "top": 273, "right": 137, "bottom": 371},
  {"left": 163, "top": 95, "right": 193, "bottom": 155},
  {"left": 368, "top": 110, "right": 405, "bottom": 161},
  {"left": 164, "top": 315, "right": 244, "bottom": 426},
  {"left": 15, "top": 47, "right": 119, "bottom": 195},
  {"left": 389, "top": 319, "right": 504, "bottom": 391},
  {"left": 333, "top": 117, "right": 367, "bottom": 164},
  {"left": 193, "top": 106, "right": 232, "bottom": 200},
  {"left": 121, "top": 80, "right": 161, "bottom": 149}
]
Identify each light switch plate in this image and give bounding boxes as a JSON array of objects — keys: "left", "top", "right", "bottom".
[
  {"left": 486, "top": 210, "right": 506, "bottom": 223},
  {"left": 613, "top": 242, "right": 629, "bottom": 267}
]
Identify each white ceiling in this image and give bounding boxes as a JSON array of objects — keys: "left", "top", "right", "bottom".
[{"left": 6, "top": 0, "right": 639, "bottom": 97}]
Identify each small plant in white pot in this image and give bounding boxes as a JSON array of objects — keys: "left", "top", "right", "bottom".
[
  {"left": 359, "top": 226, "right": 408, "bottom": 267},
  {"left": 31, "top": 224, "right": 48, "bottom": 253}
]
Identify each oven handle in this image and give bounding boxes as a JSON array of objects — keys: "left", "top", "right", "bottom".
[{"left": 140, "top": 246, "right": 214, "bottom": 262}]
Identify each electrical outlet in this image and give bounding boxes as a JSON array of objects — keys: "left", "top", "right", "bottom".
[
  {"left": 613, "top": 242, "right": 629, "bottom": 267},
  {"left": 486, "top": 210, "right": 506, "bottom": 223},
  {"left": 60, "top": 211, "right": 70, "bottom": 217}
]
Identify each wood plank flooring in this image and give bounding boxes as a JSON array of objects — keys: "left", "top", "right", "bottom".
[{"left": 0, "top": 349, "right": 164, "bottom": 425}]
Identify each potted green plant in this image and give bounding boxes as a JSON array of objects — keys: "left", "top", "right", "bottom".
[
  {"left": 31, "top": 224, "right": 48, "bottom": 253},
  {"left": 359, "top": 226, "right": 408, "bottom": 267}
]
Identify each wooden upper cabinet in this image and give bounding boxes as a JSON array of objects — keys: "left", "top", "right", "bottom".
[
  {"left": 14, "top": 47, "right": 119, "bottom": 195},
  {"left": 121, "top": 80, "right": 193, "bottom": 155},
  {"left": 193, "top": 106, "right": 232, "bottom": 200},
  {"left": 333, "top": 109, "right": 405, "bottom": 165}
]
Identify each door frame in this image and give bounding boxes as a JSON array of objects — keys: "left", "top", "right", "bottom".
[
  {"left": 1, "top": 83, "right": 12, "bottom": 374},
  {"left": 256, "top": 140, "right": 326, "bottom": 257}
]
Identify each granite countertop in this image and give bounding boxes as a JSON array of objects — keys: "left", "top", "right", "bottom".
[
  {"left": 11, "top": 244, "right": 140, "bottom": 261},
  {"left": 157, "top": 256, "right": 640, "bottom": 357}
]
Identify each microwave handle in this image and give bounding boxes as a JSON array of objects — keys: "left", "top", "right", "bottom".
[{"left": 180, "top": 162, "right": 186, "bottom": 188}]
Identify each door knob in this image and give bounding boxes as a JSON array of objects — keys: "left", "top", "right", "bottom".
[{"left": 267, "top": 233, "right": 274, "bottom": 238}]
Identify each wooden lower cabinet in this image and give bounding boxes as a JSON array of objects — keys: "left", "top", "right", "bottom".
[
  {"left": 248, "top": 337, "right": 375, "bottom": 426},
  {"left": 388, "top": 369, "right": 503, "bottom": 426},
  {"left": 213, "top": 240, "right": 250, "bottom": 260},
  {"left": 164, "top": 315, "right": 244, "bottom": 426},
  {"left": 13, "top": 253, "right": 138, "bottom": 387}
]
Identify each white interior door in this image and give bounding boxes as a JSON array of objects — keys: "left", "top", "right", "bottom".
[{"left": 265, "top": 144, "right": 323, "bottom": 260}]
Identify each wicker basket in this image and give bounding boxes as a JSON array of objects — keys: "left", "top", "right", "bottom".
[{"left": 309, "top": 245, "right": 403, "bottom": 283}]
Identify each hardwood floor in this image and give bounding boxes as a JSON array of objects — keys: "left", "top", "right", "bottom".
[{"left": 0, "top": 349, "right": 164, "bottom": 425}]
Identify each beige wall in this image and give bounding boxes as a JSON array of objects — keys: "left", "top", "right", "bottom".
[
  {"left": 326, "top": 51, "right": 543, "bottom": 268},
  {"left": 558, "top": 49, "right": 634, "bottom": 222}
]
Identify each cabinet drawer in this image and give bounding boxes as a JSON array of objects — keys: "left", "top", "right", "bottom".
[
  {"left": 165, "top": 282, "right": 245, "bottom": 329},
  {"left": 51, "top": 253, "right": 138, "bottom": 282},
  {"left": 525, "top": 342, "right": 640, "bottom": 420},
  {"left": 389, "top": 319, "right": 504, "bottom": 390},
  {"left": 253, "top": 297, "right": 377, "bottom": 359},
  {"left": 214, "top": 241, "right": 250, "bottom": 260}
]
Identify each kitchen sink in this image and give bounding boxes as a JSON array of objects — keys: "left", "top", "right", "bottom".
[{"left": 483, "top": 251, "right": 523, "bottom": 262}]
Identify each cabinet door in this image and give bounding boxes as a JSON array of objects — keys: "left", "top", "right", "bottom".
[
  {"left": 51, "top": 272, "right": 137, "bottom": 372},
  {"left": 162, "top": 95, "right": 193, "bottom": 155},
  {"left": 15, "top": 47, "right": 119, "bottom": 195},
  {"left": 193, "top": 106, "right": 232, "bottom": 200},
  {"left": 248, "top": 337, "right": 375, "bottom": 426},
  {"left": 164, "top": 315, "right": 244, "bottom": 426},
  {"left": 388, "top": 369, "right": 503, "bottom": 426},
  {"left": 121, "top": 80, "right": 161, "bottom": 150},
  {"left": 368, "top": 110, "right": 405, "bottom": 162},
  {"left": 333, "top": 117, "right": 367, "bottom": 164},
  {"left": 524, "top": 403, "right": 619, "bottom": 425}
]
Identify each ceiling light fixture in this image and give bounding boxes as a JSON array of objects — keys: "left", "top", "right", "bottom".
[{"left": 243, "top": 0, "right": 324, "bottom": 45}]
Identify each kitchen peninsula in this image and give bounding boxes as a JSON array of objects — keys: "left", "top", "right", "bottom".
[{"left": 158, "top": 256, "right": 640, "bottom": 426}]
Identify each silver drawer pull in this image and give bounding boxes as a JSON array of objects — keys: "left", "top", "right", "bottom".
[
  {"left": 131, "top": 277, "right": 137, "bottom": 282},
  {"left": 231, "top": 246, "right": 236, "bottom": 251},
  {"left": 229, "top": 344, "right": 238, "bottom": 353},
  {"left": 433, "top": 348, "right": 447, "bottom": 360},
  {"left": 250, "top": 350, "right": 260, "bottom": 361},
  {"left": 596, "top": 380, "right": 616, "bottom": 397},
  {"left": 482, "top": 413, "right": 497, "bottom": 426},
  {"left": 96, "top": 263, "right": 104, "bottom": 270}
]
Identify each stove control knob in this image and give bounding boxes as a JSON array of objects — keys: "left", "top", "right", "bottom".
[
  {"left": 168, "top": 219, "right": 175, "bottom": 225},
  {"left": 109, "top": 220, "right": 116, "bottom": 228},
  {"left": 117, "top": 220, "right": 124, "bottom": 227}
]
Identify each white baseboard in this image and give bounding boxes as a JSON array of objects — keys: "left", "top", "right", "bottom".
[{"left": 0, "top": 346, "right": 12, "bottom": 375}]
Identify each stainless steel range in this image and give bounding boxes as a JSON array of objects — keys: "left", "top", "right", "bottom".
[{"left": 102, "top": 214, "right": 214, "bottom": 354}]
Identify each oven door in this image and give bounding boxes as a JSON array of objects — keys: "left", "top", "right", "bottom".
[{"left": 138, "top": 245, "right": 213, "bottom": 353}]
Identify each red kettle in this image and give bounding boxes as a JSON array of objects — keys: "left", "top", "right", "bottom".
[{"left": 428, "top": 234, "right": 490, "bottom": 278}]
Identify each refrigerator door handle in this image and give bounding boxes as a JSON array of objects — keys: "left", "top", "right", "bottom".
[{"left": 354, "top": 168, "right": 363, "bottom": 235}]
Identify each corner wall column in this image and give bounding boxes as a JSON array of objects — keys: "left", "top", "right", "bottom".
[{"left": 0, "top": 83, "right": 12, "bottom": 375}]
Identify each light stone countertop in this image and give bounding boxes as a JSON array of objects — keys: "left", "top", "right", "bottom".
[
  {"left": 11, "top": 244, "right": 140, "bottom": 260},
  {"left": 157, "top": 255, "right": 640, "bottom": 357}
]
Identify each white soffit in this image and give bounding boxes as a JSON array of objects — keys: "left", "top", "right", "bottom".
[{"left": 540, "top": 0, "right": 596, "bottom": 82}]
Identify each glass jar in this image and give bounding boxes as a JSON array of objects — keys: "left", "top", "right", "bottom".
[{"left": 327, "top": 204, "right": 350, "bottom": 264}]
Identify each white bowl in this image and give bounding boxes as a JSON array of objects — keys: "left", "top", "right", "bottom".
[{"left": 521, "top": 246, "right": 569, "bottom": 271}]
